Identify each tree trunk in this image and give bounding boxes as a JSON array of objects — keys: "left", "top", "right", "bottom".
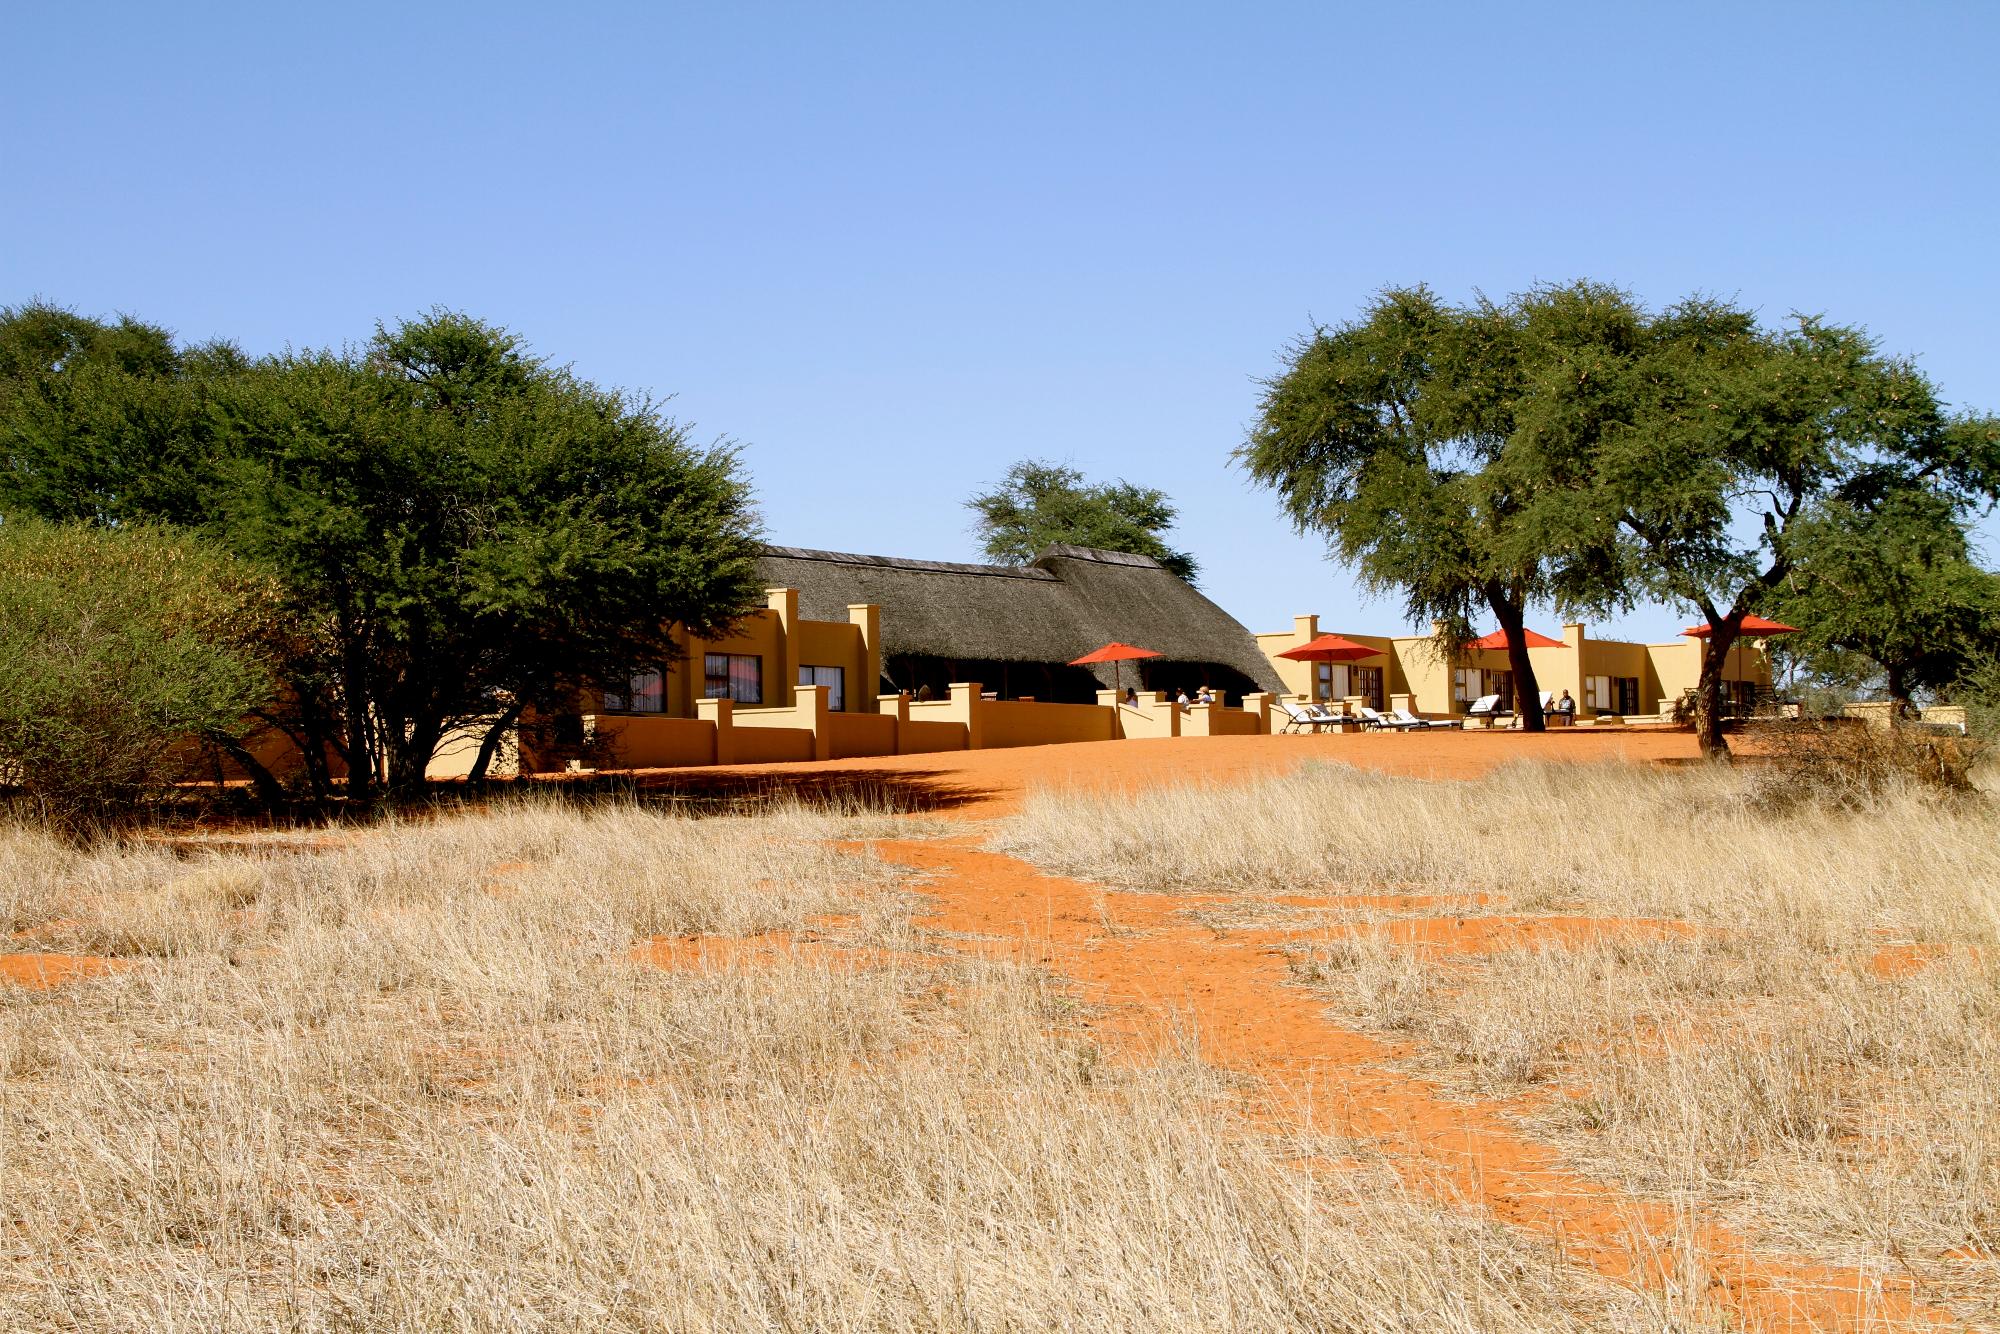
[
  {"left": 217, "top": 737, "right": 288, "bottom": 813},
  {"left": 1693, "top": 628, "right": 1735, "bottom": 760},
  {"left": 341, "top": 645, "right": 375, "bottom": 804},
  {"left": 1485, "top": 588, "right": 1545, "bottom": 732},
  {"left": 1885, "top": 664, "right": 1910, "bottom": 715},
  {"left": 387, "top": 716, "right": 442, "bottom": 802},
  {"left": 467, "top": 702, "right": 525, "bottom": 787}
]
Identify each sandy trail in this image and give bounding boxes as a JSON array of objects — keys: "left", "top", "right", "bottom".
[{"left": 865, "top": 834, "right": 1954, "bottom": 1332}]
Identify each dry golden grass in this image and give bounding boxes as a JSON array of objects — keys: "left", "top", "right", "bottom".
[
  {"left": 2, "top": 795, "right": 1658, "bottom": 1331},
  {"left": 1003, "top": 761, "right": 2000, "bottom": 1324}
]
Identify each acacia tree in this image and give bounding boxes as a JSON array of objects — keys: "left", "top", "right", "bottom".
[
  {"left": 0, "top": 306, "right": 766, "bottom": 802},
  {"left": 1240, "top": 288, "right": 1559, "bottom": 729},
  {"left": 969, "top": 459, "right": 1200, "bottom": 581},
  {"left": 1506, "top": 284, "right": 2000, "bottom": 756},
  {"left": 207, "top": 313, "right": 765, "bottom": 798},
  {"left": 1766, "top": 491, "right": 2000, "bottom": 707}
]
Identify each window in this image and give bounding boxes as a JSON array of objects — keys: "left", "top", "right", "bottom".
[
  {"left": 797, "top": 664, "right": 846, "bottom": 711},
  {"left": 603, "top": 667, "right": 664, "bottom": 713},
  {"left": 1585, "top": 675, "right": 1639, "bottom": 715},
  {"left": 1453, "top": 668, "right": 1482, "bottom": 704},
  {"left": 1488, "top": 670, "right": 1515, "bottom": 711},
  {"left": 1315, "top": 662, "right": 1348, "bottom": 702},
  {"left": 1585, "top": 675, "right": 1613, "bottom": 711},
  {"left": 1351, "top": 665, "right": 1385, "bottom": 710},
  {"left": 704, "top": 652, "right": 762, "bottom": 704}
]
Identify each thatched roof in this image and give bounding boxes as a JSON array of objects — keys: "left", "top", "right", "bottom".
[{"left": 755, "top": 543, "right": 1285, "bottom": 693}]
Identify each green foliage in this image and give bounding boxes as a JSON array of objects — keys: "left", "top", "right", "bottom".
[
  {"left": 1498, "top": 283, "right": 2000, "bottom": 753},
  {"left": 0, "top": 304, "right": 766, "bottom": 801},
  {"left": 0, "top": 521, "right": 276, "bottom": 835},
  {"left": 1766, "top": 491, "right": 2000, "bottom": 703},
  {"left": 968, "top": 459, "right": 1199, "bottom": 581},
  {"left": 1239, "top": 287, "right": 1558, "bottom": 724},
  {"left": 1948, "top": 658, "right": 2000, "bottom": 741}
]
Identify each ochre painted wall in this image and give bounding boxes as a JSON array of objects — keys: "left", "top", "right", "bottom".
[
  {"left": 978, "top": 699, "right": 1117, "bottom": 749},
  {"left": 1262, "top": 616, "right": 1777, "bottom": 721},
  {"left": 592, "top": 715, "right": 718, "bottom": 768}
]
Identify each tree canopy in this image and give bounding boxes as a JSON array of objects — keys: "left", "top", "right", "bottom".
[
  {"left": 1502, "top": 282, "right": 2000, "bottom": 753},
  {"left": 1239, "top": 288, "right": 1565, "bottom": 729},
  {"left": 968, "top": 459, "right": 1199, "bottom": 582},
  {"left": 0, "top": 303, "right": 766, "bottom": 800},
  {"left": 1243, "top": 282, "right": 2000, "bottom": 754},
  {"left": 1764, "top": 491, "right": 2000, "bottom": 706}
]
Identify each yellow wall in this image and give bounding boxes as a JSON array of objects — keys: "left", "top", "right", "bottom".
[
  {"left": 1260, "top": 617, "right": 1777, "bottom": 720},
  {"left": 1254, "top": 615, "right": 1400, "bottom": 707},
  {"left": 827, "top": 711, "right": 896, "bottom": 759},
  {"left": 979, "top": 698, "right": 1117, "bottom": 748},
  {"left": 592, "top": 715, "right": 717, "bottom": 768},
  {"left": 585, "top": 589, "right": 877, "bottom": 722}
]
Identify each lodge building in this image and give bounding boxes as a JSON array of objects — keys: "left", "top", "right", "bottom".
[{"left": 420, "top": 542, "right": 1779, "bottom": 777}]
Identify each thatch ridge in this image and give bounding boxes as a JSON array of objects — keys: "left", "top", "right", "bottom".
[{"left": 754, "top": 543, "right": 1284, "bottom": 694}]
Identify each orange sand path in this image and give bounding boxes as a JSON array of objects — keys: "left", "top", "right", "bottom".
[
  {"left": 627, "top": 727, "right": 1708, "bottom": 819},
  {"left": 840, "top": 772, "right": 1936, "bottom": 1328}
]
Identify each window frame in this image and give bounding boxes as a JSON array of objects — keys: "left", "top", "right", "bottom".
[
  {"left": 602, "top": 665, "right": 665, "bottom": 714},
  {"left": 797, "top": 664, "right": 846, "bottom": 711},
  {"left": 704, "top": 652, "right": 763, "bottom": 705}
]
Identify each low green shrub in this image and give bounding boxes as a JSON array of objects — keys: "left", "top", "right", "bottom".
[{"left": 0, "top": 520, "right": 276, "bottom": 835}]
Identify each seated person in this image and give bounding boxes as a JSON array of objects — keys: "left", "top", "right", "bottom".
[{"left": 1555, "top": 689, "right": 1576, "bottom": 718}]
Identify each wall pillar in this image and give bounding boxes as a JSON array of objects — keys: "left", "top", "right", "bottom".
[
  {"left": 878, "top": 692, "right": 909, "bottom": 753},
  {"left": 695, "top": 696, "right": 733, "bottom": 766},
  {"left": 949, "top": 682, "right": 984, "bottom": 750},
  {"left": 1560, "top": 622, "right": 1588, "bottom": 713},
  {"left": 847, "top": 603, "right": 881, "bottom": 713},
  {"left": 797, "top": 684, "right": 832, "bottom": 761},
  {"left": 765, "top": 587, "right": 798, "bottom": 708},
  {"left": 1242, "top": 692, "right": 1271, "bottom": 734}
]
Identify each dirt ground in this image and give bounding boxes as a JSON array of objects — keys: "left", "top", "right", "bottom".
[
  {"left": 613, "top": 726, "right": 1709, "bottom": 820},
  {"left": 609, "top": 726, "right": 1953, "bottom": 1331},
  {"left": 15, "top": 726, "right": 1947, "bottom": 1329}
]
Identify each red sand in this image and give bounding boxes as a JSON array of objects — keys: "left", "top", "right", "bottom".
[
  {"left": 0, "top": 952, "right": 129, "bottom": 989},
  {"left": 622, "top": 727, "right": 1707, "bottom": 820},
  {"left": 860, "top": 835, "right": 1951, "bottom": 1332}
]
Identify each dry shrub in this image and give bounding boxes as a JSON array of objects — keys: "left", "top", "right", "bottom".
[
  {"left": 1, "top": 799, "right": 1660, "bottom": 1331},
  {"left": 1747, "top": 717, "right": 1993, "bottom": 810}
]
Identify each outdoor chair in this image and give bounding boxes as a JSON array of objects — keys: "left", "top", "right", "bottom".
[
  {"left": 1388, "top": 708, "right": 1437, "bottom": 730},
  {"left": 1461, "top": 694, "right": 1512, "bottom": 729},
  {"left": 1358, "top": 706, "right": 1406, "bottom": 731},
  {"left": 1306, "top": 704, "right": 1354, "bottom": 731},
  {"left": 1275, "top": 699, "right": 1335, "bottom": 733}
]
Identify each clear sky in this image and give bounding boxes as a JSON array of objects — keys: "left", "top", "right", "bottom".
[{"left": 6, "top": 2, "right": 1995, "bottom": 642}]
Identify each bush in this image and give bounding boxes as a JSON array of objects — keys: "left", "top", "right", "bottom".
[
  {"left": 0, "top": 521, "right": 276, "bottom": 835},
  {"left": 1746, "top": 717, "right": 1990, "bottom": 811}
]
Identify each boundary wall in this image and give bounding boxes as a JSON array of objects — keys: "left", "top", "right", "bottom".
[{"left": 521, "top": 683, "right": 1278, "bottom": 774}]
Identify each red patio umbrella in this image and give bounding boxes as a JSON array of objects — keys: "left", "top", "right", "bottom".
[
  {"left": 1069, "top": 641, "right": 1162, "bottom": 701},
  {"left": 1277, "top": 634, "right": 1382, "bottom": 705},
  {"left": 1469, "top": 627, "right": 1564, "bottom": 650},
  {"left": 1681, "top": 616, "right": 1799, "bottom": 707},
  {"left": 1276, "top": 633, "right": 1382, "bottom": 663},
  {"left": 1680, "top": 614, "right": 1800, "bottom": 638}
]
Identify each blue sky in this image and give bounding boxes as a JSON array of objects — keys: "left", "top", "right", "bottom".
[{"left": 5, "top": 2, "right": 1995, "bottom": 641}]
